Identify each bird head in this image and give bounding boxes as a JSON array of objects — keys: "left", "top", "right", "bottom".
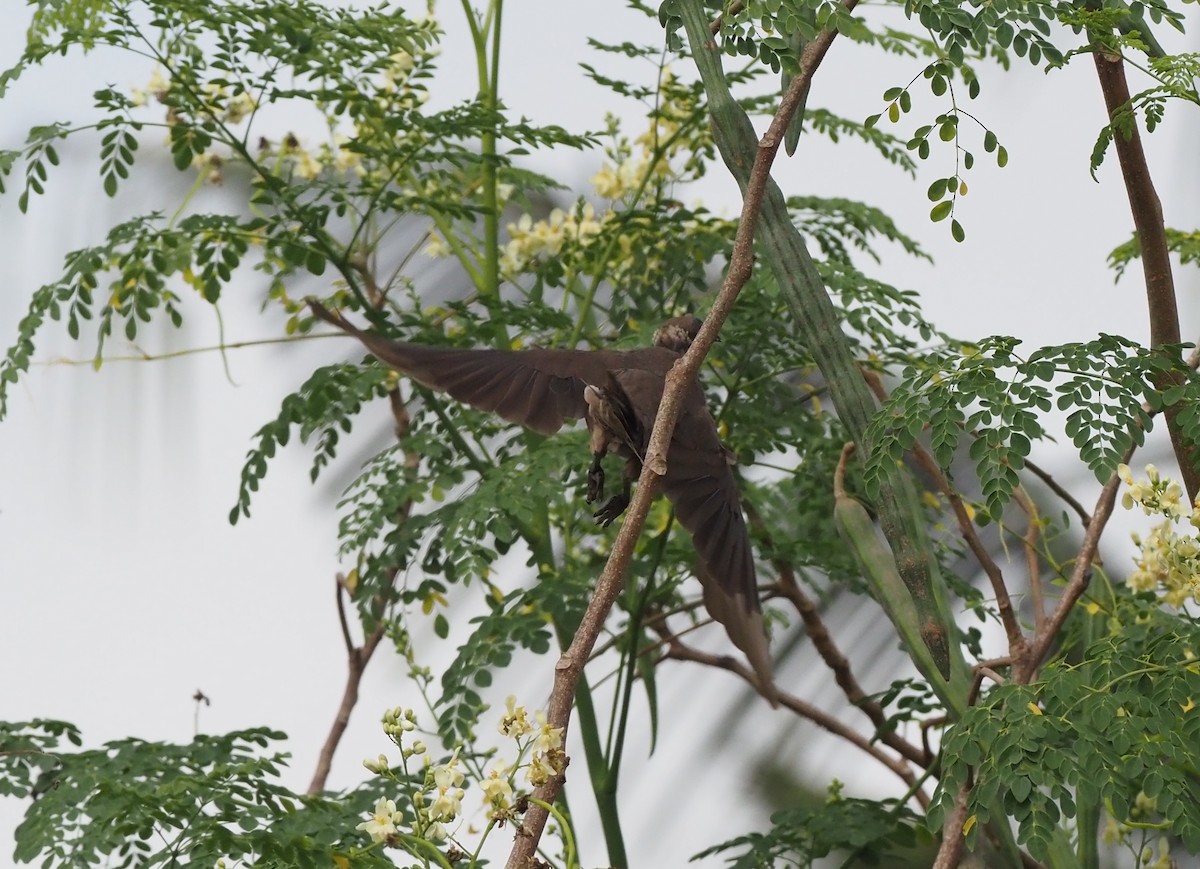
[{"left": 652, "top": 315, "right": 704, "bottom": 353}]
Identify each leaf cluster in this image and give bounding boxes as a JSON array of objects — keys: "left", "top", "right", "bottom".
[
  {"left": 435, "top": 589, "right": 555, "bottom": 745},
  {"left": 0, "top": 0, "right": 593, "bottom": 417},
  {"left": 1108, "top": 227, "right": 1200, "bottom": 282},
  {"left": 865, "top": 335, "right": 1200, "bottom": 519},
  {"left": 231, "top": 361, "right": 392, "bottom": 523},
  {"left": 695, "top": 795, "right": 929, "bottom": 867},
  {"left": 934, "top": 603, "right": 1200, "bottom": 860},
  {"left": 1, "top": 722, "right": 397, "bottom": 869}
]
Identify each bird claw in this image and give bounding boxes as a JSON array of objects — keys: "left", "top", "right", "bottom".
[{"left": 594, "top": 494, "right": 629, "bottom": 527}]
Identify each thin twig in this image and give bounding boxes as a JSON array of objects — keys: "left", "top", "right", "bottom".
[
  {"left": 1016, "top": 468, "right": 1124, "bottom": 683},
  {"left": 1024, "top": 459, "right": 1093, "bottom": 528},
  {"left": 659, "top": 632, "right": 929, "bottom": 807},
  {"left": 966, "top": 664, "right": 1009, "bottom": 708},
  {"left": 747, "top": 496, "right": 928, "bottom": 767},
  {"left": 1011, "top": 489, "right": 1046, "bottom": 635},
  {"left": 41, "top": 331, "right": 344, "bottom": 367}
]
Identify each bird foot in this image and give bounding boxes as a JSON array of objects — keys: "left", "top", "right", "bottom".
[
  {"left": 594, "top": 493, "right": 630, "bottom": 527},
  {"left": 587, "top": 463, "right": 605, "bottom": 503}
]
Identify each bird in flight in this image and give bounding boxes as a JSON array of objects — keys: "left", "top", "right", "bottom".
[{"left": 309, "top": 301, "right": 776, "bottom": 703}]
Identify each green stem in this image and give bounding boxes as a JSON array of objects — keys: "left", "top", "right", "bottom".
[
  {"left": 466, "top": 0, "right": 502, "bottom": 300},
  {"left": 552, "top": 617, "right": 627, "bottom": 868},
  {"left": 679, "top": 0, "right": 959, "bottom": 685},
  {"left": 528, "top": 798, "right": 580, "bottom": 868},
  {"left": 606, "top": 522, "right": 670, "bottom": 779},
  {"left": 678, "top": 3, "right": 1024, "bottom": 864}
]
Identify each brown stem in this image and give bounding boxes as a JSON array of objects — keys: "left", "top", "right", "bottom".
[
  {"left": 503, "top": 12, "right": 842, "bottom": 867},
  {"left": 307, "top": 620, "right": 387, "bottom": 795},
  {"left": 709, "top": 2, "right": 745, "bottom": 35},
  {"left": 1024, "top": 459, "right": 1092, "bottom": 528},
  {"left": 930, "top": 785, "right": 1045, "bottom": 868},
  {"left": 1015, "top": 467, "right": 1124, "bottom": 683},
  {"left": 966, "top": 664, "right": 1009, "bottom": 709},
  {"left": 769, "top": 574, "right": 928, "bottom": 766},
  {"left": 1092, "top": 49, "right": 1199, "bottom": 501},
  {"left": 932, "top": 782, "right": 971, "bottom": 869}
]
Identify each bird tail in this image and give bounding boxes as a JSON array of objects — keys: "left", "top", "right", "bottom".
[{"left": 698, "top": 567, "right": 780, "bottom": 708}]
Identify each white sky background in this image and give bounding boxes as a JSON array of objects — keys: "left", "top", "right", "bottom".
[{"left": 1, "top": 1, "right": 1198, "bottom": 867}]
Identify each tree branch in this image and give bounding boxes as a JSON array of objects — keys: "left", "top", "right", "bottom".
[
  {"left": 1092, "top": 48, "right": 1199, "bottom": 500},
  {"left": 1015, "top": 466, "right": 1124, "bottom": 683}
]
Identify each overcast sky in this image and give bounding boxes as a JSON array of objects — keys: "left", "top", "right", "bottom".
[{"left": 2, "top": 2, "right": 1197, "bottom": 866}]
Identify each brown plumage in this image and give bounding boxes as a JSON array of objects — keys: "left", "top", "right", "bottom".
[{"left": 309, "top": 301, "right": 776, "bottom": 703}]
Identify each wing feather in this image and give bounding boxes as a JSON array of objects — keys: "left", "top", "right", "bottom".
[{"left": 309, "top": 300, "right": 621, "bottom": 435}]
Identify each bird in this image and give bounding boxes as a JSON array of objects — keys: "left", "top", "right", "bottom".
[{"left": 308, "top": 300, "right": 776, "bottom": 704}]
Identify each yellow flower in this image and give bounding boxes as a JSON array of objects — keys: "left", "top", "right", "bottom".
[
  {"left": 293, "top": 149, "right": 322, "bottom": 180},
  {"left": 592, "top": 163, "right": 623, "bottom": 199},
  {"left": 224, "top": 91, "right": 257, "bottom": 124},
  {"left": 526, "top": 751, "right": 557, "bottom": 787},
  {"left": 498, "top": 695, "right": 532, "bottom": 738},
  {"left": 356, "top": 797, "right": 401, "bottom": 843},
  {"left": 533, "top": 710, "right": 563, "bottom": 752},
  {"left": 429, "top": 754, "right": 465, "bottom": 821},
  {"left": 480, "top": 764, "right": 514, "bottom": 817},
  {"left": 424, "top": 233, "right": 451, "bottom": 259}
]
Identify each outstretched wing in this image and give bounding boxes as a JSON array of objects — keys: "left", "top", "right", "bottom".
[{"left": 310, "top": 301, "right": 617, "bottom": 435}]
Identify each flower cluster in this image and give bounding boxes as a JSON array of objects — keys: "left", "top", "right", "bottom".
[
  {"left": 356, "top": 707, "right": 460, "bottom": 845},
  {"left": 499, "top": 203, "right": 605, "bottom": 278},
  {"left": 1118, "top": 464, "right": 1200, "bottom": 607},
  {"left": 478, "top": 68, "right": 712, "bottom": 285},
  {"left": 354, "top": 698, "right": 566, "bottom": 850},
  {"left": 482, "top": 696, "right": 566, "bottom": 821},
  {"left": 1119, "top": 463, "right": 1191, "bottom": 521},
  {"left": 127, "top": 29, "right": 436, "bottom": 187},
  {"left": 590, "top": 69, "right": 694, "bottom": 203}
]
